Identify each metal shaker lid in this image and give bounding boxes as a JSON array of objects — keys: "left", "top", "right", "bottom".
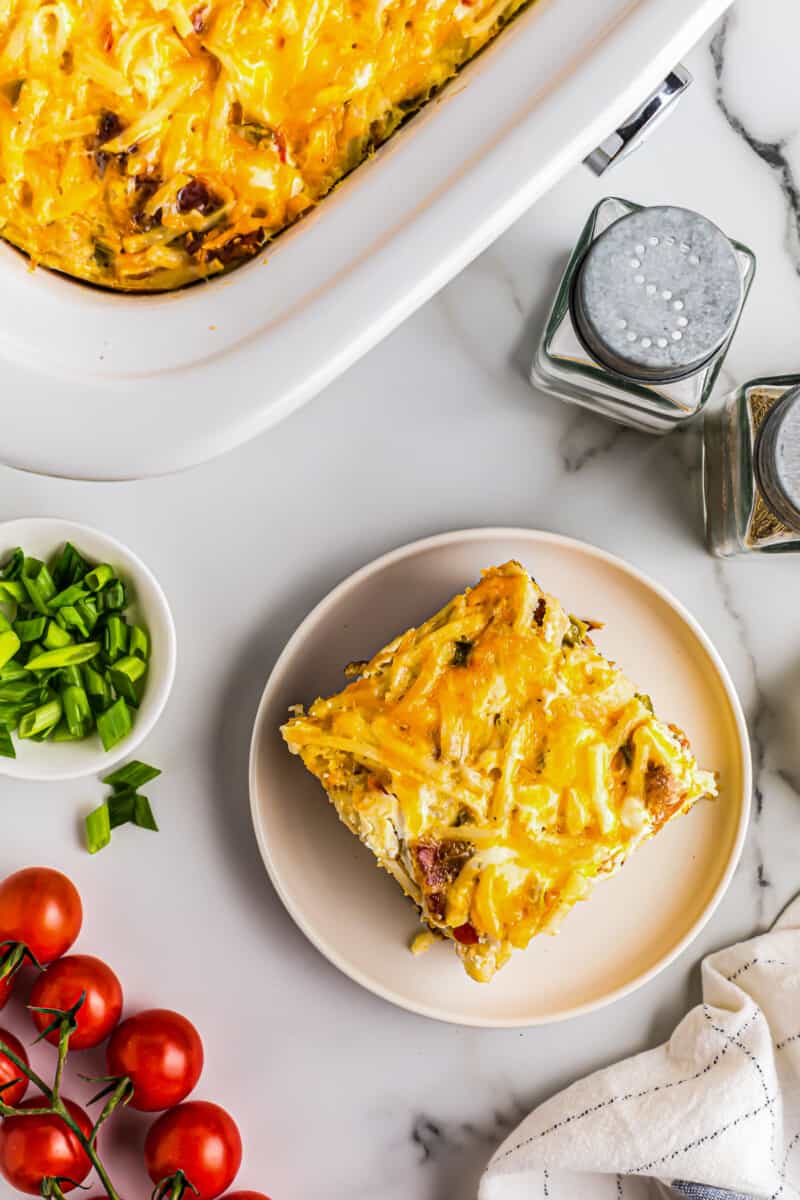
[
  {"left": 755, "top": 386, "right": 800, "bottom": 533},
  {"left": 572, "top": 205, "right": 744, "bottom": 383}
]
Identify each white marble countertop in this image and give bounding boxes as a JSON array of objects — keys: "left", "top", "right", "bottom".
[{"left": 1, "top": 2, "right": 798, "bottom": 1197}]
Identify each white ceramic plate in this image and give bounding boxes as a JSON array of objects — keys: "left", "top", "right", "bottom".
[
  {"left": 0, "top": 0, "right": 731, "bottom": 480},
  {"left": 249, "top": 529, "right": 751, "bottom": 1027},
  {"left": 0, "top": 519, "right": 176, "bottom": 781}
]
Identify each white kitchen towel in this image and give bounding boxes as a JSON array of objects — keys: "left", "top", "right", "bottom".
[{"left": 480, "top": 897, "right": 800, "bottom": 1200}]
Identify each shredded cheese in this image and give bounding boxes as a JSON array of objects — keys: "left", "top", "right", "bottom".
[
  {"left": 282, "top": 562, "right": 718, "bottom": 983},
  {"left": 0, "top": 0, "right": 535, "bottom": 288}
]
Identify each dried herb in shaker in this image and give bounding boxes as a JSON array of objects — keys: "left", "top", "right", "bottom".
[{"left": 704, "top": 376, "right": 800, "bottom": 557}]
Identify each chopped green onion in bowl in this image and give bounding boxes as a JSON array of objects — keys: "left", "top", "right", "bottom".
[{"left": 0, "top": 541, "right": 152, "bottom": 759}]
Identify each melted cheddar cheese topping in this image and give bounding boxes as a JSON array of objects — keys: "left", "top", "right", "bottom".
[
  {"left": 282, "top": 562, "right": 718, "bottom": 983},
  {"left": 0, "top": 0, "right": 530, "bottom": 289}
]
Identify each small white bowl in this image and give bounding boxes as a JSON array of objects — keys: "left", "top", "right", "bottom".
[{"left": 0, "top": 518, "right": 176, "bottom": 781}]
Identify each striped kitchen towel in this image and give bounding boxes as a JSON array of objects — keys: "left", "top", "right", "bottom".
[{"left": 479, "top": 897, "right": 800, "bottom": 1200}]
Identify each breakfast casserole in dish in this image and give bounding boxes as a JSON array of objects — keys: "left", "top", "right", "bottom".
[
  {"left": 0, "top": 0, "right": 535, "bottom": 290},
  {"left": 281, "top": 562, "right": 718, "bottom": 982}
]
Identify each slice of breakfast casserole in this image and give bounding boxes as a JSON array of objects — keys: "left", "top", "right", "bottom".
[{"left": 281, "top": 561, "right": 717, "bottom": 982}]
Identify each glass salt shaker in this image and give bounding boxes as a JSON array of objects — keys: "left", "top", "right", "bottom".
[
  {"left": 531, "top": 197, "right": 756, "bottom": 433},
  {"left": 703, "top": 375, "right": 800, "bottom": 557}
]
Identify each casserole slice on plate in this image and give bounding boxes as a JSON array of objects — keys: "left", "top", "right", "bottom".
[{"left": 281, "top": 561, "right": 718, "bottom": 982}]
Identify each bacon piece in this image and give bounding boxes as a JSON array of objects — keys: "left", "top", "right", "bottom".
[
  {"left": 131, "top": 175, "right": 162, "bottom": 230},
  {"left": 413, "top": 838, "right": 471, "bottom": 889},
  {"left": 413, "top": 838, "right": 472, "bottom": 924},
  {"left": 645, "top": 763, "right": 680, "bottom": 823},
  {"left": 453, "top": 922, "right": 479, "bottom": 945},
  {"left": 176, "top": 178, "right": 220, "bottom": 215},
  {"left": 207, "top": 229, "right": 265, "bottom": 265},
  {"left": 96, "top": 110, "right": 123, "bottom": 144}
]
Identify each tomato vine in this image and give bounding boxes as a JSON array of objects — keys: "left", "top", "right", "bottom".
[{"left": 0, "top": 996, "right": 126, "bottom": 1200}]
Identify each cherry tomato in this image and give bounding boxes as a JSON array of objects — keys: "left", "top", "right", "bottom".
[
  {"left": 30, "top": 955, "right": 122, "bottom": 1050},
  {"left": 0, "top": 868, "right": 82, "bottom": 965},
  {"left": 106, "top": 1008, "right": 204, "bottom": 1111},
  {"left": 0, "top": 1098, "right": 92, "bottom": 1194},
  {"left": 0, "top": 1029, "right": 28, "bottom": 1106},
  {"left": 145, "top": 1101, "right": 242, "bottom": 1199},
  {"left": 221, "top": 1193, "right": 272, "bottom": 1200},
  {"left": 0, "top": 975, "right": 12, "bottom": 1012}
]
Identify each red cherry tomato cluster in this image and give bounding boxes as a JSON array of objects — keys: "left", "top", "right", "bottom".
[
  {"left": 0, "top": 1099, "right": 93, "bottom": 1194},
  {"left": 0, "top": 1031, "right": 28, "bottom": 1108},
  {"left": 0, "top": 866, "right": 82, "bottom": 968},
  {"left": 0, "top": 868, "right": 271, "bottom": 1200},
  {"left": 31, "top": 954, "right": 123, "bottom": 1050}
]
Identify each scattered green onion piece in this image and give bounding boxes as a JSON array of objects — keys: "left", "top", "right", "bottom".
[
  {"left": 18, "top": 697, "right": 62, "bottom": 739},
  {"left": 103, "top": 616, "right": 128, "bottom": 663},
  {"left": 133, "top": 794, "right": 159, "bottom": 831},
  {"left": 103, "top": 760, "right": 161, "bottom": 790},
  {"left": 21, "top": 558, "right": 57, "bottom": 614},
  {"left": 98, "top": 581, "right": 126, "bottom": 613},
  {"left": 43, "top": 621, "right": 73, "bottom": 650},
  {"left": 0, "top": 727, "right": 15, "bottom": 758},
  {"left": 108, "top": 789, "right": 136, "bottom": 828},
  {"left": 61, "top": 685, "right": 93, "bottom": 738},
  {"left": 13, "top": 616, "right": 47, "bottom": 643},
  {"left": 85, "top": 804, "right": 111, "bottom": 854},
  {"left": 129, "top": 626, "right": 150, "bottom": 661},
  {"left": 108, "top": 655, "right": 147, "bottom": 707},
  {"left": 84, "top": 564, "right": 114, "bottom": 592},
  {"left": 24, "top": 642, "right": 101, "bottom": 672},
  {"left": 0, "top": 580, "right": 26, "bottom": 604},
  {"left": 52, "top": 542, "right": 90, "bottom": 589},
  {"left": 1, "top": 548, "right": 23, "bottom": 581},
  {"left": 86, "top": 766, "right": 161, "bottom": 854},
  {"left": 96, "top": 697, "right": 132, "bottom": 751},
  {"left": 48, "top": 583, "right": 88, "bottom": 610}
]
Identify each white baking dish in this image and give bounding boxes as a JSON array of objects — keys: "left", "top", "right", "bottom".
[{"left": 0, "top": 0, "right": 731, "bottom": 480}]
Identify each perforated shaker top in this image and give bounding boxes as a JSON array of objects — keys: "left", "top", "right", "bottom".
[{"left": 572, "top": 205, "right": 744, "bottom": 382}]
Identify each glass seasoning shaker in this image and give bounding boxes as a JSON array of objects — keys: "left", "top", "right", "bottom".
[
  {"left": 703, "top": 376, "right": 800, "bottom": 557},
  {"left": 531, "top": 197, "right": 756, "bottom": 433}
]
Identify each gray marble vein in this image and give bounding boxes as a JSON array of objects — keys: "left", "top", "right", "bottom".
[{"left": 711, "top": 13, "right": 800, "bottom": 272}]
